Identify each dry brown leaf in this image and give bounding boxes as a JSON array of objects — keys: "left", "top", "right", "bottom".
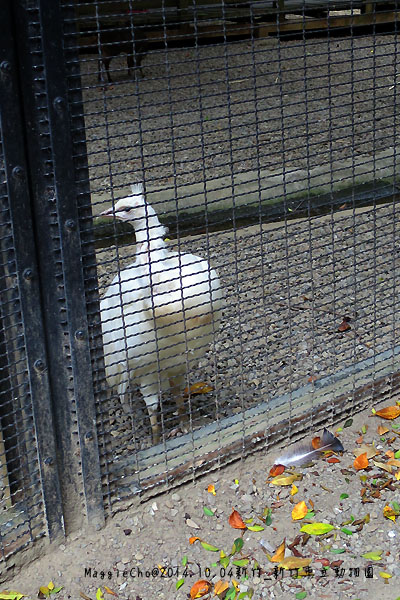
[
  {"left": 270, "top": 539, "right": 286, "bottom": 563},
  {"left": 373, "top": 460, "right": 392, "bottom": 473},
  {"left": 354, "top": 453, "right": 369, "bottom": 470},
  {"left": 338, "top": 318, "right": 351, "bottom": 332},
  {"left": 292, "top": 501, "right": 308, "bottom": 521},
  {"left": 385, "top": 450, "right": 395, "bottom": 459},
  {"left": 354, "top": 444, "right": 379, "bottom": 459},
  {"left": 190, "top": 580, "right": 211, "bottom": 599},
  {"left": 355, "top": 434, "right": 364, "bottom": 444},
  {"left": 278, "top": 556, "right": 312, "bottom": 570},
  {"left": 378, "top": 425, "right": 389, "bottom": 435},
  {"left": 228, "top": 508, "right": 246, "bottom": 530},
  {"left": 375, "top": 406, "right": 400, "bottom": 420},
  {"left": 312, "top": 436, "right": 321, "bottom": 449}
]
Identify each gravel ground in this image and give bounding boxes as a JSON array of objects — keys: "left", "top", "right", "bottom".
[
  {"left": 95, "top": 202, "right": 400, "bottom": 453},
  {"left": 77, "top": 34, "right": 400, "bottom": 195},
  {"left": 8, "top": 400, "right": 400, "bottom": 599}
]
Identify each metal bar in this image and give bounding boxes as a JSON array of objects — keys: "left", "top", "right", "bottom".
[
  {"left": 36, "top": 0, "right": 105, "bottom": 531},
  {"left": 11, "top": 0, "right": 104, "bottom": 532},
  {"left": 0, "top": 0, "right": 64, "bottom": 542}
]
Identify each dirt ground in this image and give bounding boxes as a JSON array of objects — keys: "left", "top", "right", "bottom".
[
  {"left": 77, "top": 34, "right": 400, "bottom": 196},
  {"left": 7, "top": 397, "right": 400, "bottom": 600}
]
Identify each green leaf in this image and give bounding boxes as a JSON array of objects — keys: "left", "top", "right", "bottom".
[
  {"left": 247, "top": 525, "right": 265, "bottom": 532},
  {"left": 231, "top": 537, "right": 244, "bottom": 555},
  {"left": 392, "top": 501, "right": 400, "bottom": 513},
  {"left": 232, "top": 559, "right": 249, "bottom": 567},
  {"left": 96, "top": 590, "right": 104, "bottom": 600},
  {"left": 395, "top": 450, "right": 400, "bottom": 459},
  {"left": 220, "top": 556, "right": 230, "bottom": 568},
  {"left": 300, "top": 523, "right": 334, "bottom": 535},
  {"left": 50, "top": 590, "right": 62, "bottom": 595},
  {"left": 340, "top": 493, "right": 349, "bottom": 500},
  {"left": 362, "top": 425, "right": 367, "bottom": 434},
  {"left": 330, "top": 548, "right": 346, "bottom": 554},
  {"left": 344, "top": 419, "right": 353, "bottom": 428},
  {"left": 200, "top": 541, "right": 219, "bottom": 552},
  {"left": 305, "top": 511, "right": 315, "bottom": 518},
  {"left": 203, "top": 506, "right": 214, "bottom": 516},
  {"left": 176, "top": 579, "right": 185, "bottom": 590},
  {"left": 295, "top": 593, "right": 307, "bottom": 600},
  {"left": 182, "top": 555, "right": 188, "bottom": 566},
  {"left": 361, "top": 551, "right": 382, "bottom": 561},
  {"left": 225, "top": 588, "right": 236, "bottom": 600},
  {"left": 341, "top": 528, "right": 353, "bottom": 535}
]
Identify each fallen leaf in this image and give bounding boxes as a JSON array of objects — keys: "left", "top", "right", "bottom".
[
  {"left": 230, "top": 538, "right": 244, "bottom": 555},
  {"left": 338, "top": 318, "right": 351, "bottom": 332},
  {"left": 385, "top": 450, "right": 395, "bottom": 458},
  {"left": 355, "top": 435, "right": 364, "bottom": 444},
  {"left": 292, "top": 501, "right": 308, "bottom": 521},
  {"left": 189, "top": 536, "right": 200, "bottom": 544},
  {"left": 279, "top": 557, "right": 312, "bottom": 570},
  {"left": 79, "top": 594, "right": 92, "bottom": 600},
  {"left": 184, "top": 382, "right": 213, "bottom": 396},
  {"left": 291, "top": 484, "right": 298, "bottom": 496},
  {"left": 176, "top": 579, "right": 185, "bottom": 591},
  {"left": 270, "top": 539, "right": 286, "bottom": 563},
  {"left": 312, "top": 436, "right": 321, "bottom": 449},
  {"left": 96, "top": 590, "right": 103, "bottom": 600},
  {"left": 378, "top": 425, "right": 389, "bottom": 435},
  {"left": 228, "top": 508, "right": 246, "bottom": 530},
  {"left": 327, "top": 457, "right": 340, "bottom": 464},
  {"left": 190, "top": 580, "right": 211, "bottom": 599},
  {"left": 295, "top": 592, "right": 307, "bottom": 600},
  {"left": 247, "top": 525, "right": 265, "bottom": 531},
  {"left": 214, "top": 581, "right": 229, "bottom": 596},
  {"left": 354, "top": 444, "right": 378, "bottom": 459},
  {"left": 343, "top": 419, "right": 353, "bottom": 428},
  {"left": 0, "top": 594, "right": 25, "bottom": 600},
  {"left": 379, "top": 571, "right": 392, "bottom": 579},
  {"left": 103, "top": 588, "right": 117, "bottom": 597},
  {"left": 203, "top": 506, "right": 214, "bottom": 516},
  {"left": 186, "top": 518, "right": 201, "bottom": 529},
  {"left": 373, "top": 460, "right": 392, "bottom": 473},
  {"left": 207, "top": 484, "right": 216, "bottom": 496},
  {"left": 361, "top": 551, "right": 382, "bottom": 561},
  {"left": 269, "top": 465, "right": 285, "bottom": 477},
  {"left": 201, "top": 541, "right": 219, "bottom": 552},
  {"left": 353, "top": 453, "right": 368, "bottom": 470},
  {"left": 383, "top": 505, "right": 397, "bottom": 522},
  {"left": 387, "top": 458, "right": 400, "bottom": 467},
  {"left": 375, "top": 406, "right": 400, "bottom": 420},
  {"left": 395, "top": 470, "right": 400, "bottom": 480},
  {"left": 300, "top": 523, "right": 335, "bottom": 535},
  {"left": 270, "top": 474, "right": 299, "bottom": 486}
]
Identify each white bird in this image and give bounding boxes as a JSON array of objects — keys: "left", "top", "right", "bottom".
[{"left": 100, "top": 184, "right": 222, "bottom": 444}]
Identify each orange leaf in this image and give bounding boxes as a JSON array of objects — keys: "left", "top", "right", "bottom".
[
  {"left": 388, "top": 459, "right": 400, "bottom": 468},
  {"left": 292, "top": 501, "right": 308, "bottom": 521},
  {"left": 355, "top": 435, "right": 364, "bottom": 444},
  {"left": 189, "top": 536, "right": 201, "bottom": 545},
  {"left": 312, "top": 436, "right": 321, "bottom": 449},
  {"left": 385, "top": 450, "right": 395, "bottom": 459},
  {"left": 377, "top": 425, "right": 389, "bottom": 435},
  {"left": 270, "top": 539, "right": 285, "bottom": 563},
  {"left": 190, "top": 580, "right": 211, "bottom": 599},
  {"left": 228, "top": 508, "right": 246, "bottom": 530},
  {"left": 308, "top": 499, "right": 314, "bottom": 510},
  {"left": 103, "top": 588, "right": 117, "bottom": 597},
  {"left": 375, "top": 406, "right": 400, "bottom": 420},
  {"left": 326, "top": 457, "right": 340, "bottom": 464},
  {"left": 269, "top": 464, "right": 285, "bottom": 477},
  {"left": 207, "top": 484, "right": 216, "bottom": 496},
  {"left": 354, "top": 452, "right": 368, "bottom": 470},
  {"left": 214, "top": 581, "right": 229, "bottom": 596}
]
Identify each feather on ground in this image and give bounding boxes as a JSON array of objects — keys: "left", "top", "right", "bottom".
[{"left": 276, "top": 428, "right": 344, "bottom": 466}]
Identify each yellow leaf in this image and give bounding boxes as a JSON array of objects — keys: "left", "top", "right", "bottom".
[
  {"left": 47, "top": 584, "right": 54, "bottom": 592},
  {"left": 373, "top": 460, "right": 392, "bottom": 473},
  {"left": 395, "top": 470, "right": 400, "bottom": 480},
  {"left": 292, "top": 501, "right": 308, "bottom": 521},
  {"left": 270, "top": 474, "right": 299, "bottom": 486},
  {"left": 0, "top": 593, "right": 25, "bottom": 600},
  {"left": 383, "top": 505, "right": 396, "bottom": 522},
  {"left": 375, "top": 406, "right": 400, "bottom": 420},
  {"left": 39, "top": 589, "right": 49, "bottom": 598},
  {"left": 379, "top": 571, "right": 392, "bottom": 579},
  {"left": 207, "top": 484, "right": 216, "bottom": 496},
  {"left": 103, "top": 587, "right": 117, "bottom": 597},
  {"left": 96, "top": 589, "right": 104, "bottom": 600},
  {"left": 270, "top": 539, "right": 285, "bottom": 563},
  {"left": 184, "top": 382, "right": 213, "bottom": 396},
  {"left": 231, "top": 580, "right": 240, "bottom": 592},
  {"left": 291, "top": 484, "right": 298, "bottom": 496},
  {"left": 213, "top": 581, "right": 229, "bottom": 596},
  {"left": 279, "top": 557, "right": 312, "bottom": 570}
]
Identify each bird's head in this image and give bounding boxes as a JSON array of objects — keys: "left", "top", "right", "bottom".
[{"left": 101, "top": 183, "right": 167, "bottom": 244}]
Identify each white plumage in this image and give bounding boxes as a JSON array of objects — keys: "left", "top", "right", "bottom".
[{"left": 100, "top": 184, "right": 222, "bottom": 443}]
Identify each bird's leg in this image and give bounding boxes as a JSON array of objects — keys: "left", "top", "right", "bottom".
[
  {"left": 141, "top": 379, "right": 161, "bottom": 445},
  {"left": 169, "top": 376, "right": 190, "bottom": 431},
  {"left": 148, "top": 407, "right": 160, "bottom": 445}
]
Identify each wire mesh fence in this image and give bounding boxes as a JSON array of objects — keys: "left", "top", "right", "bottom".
[{"left": 1, "top": 0, "right": 400, "bottom": 575}]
